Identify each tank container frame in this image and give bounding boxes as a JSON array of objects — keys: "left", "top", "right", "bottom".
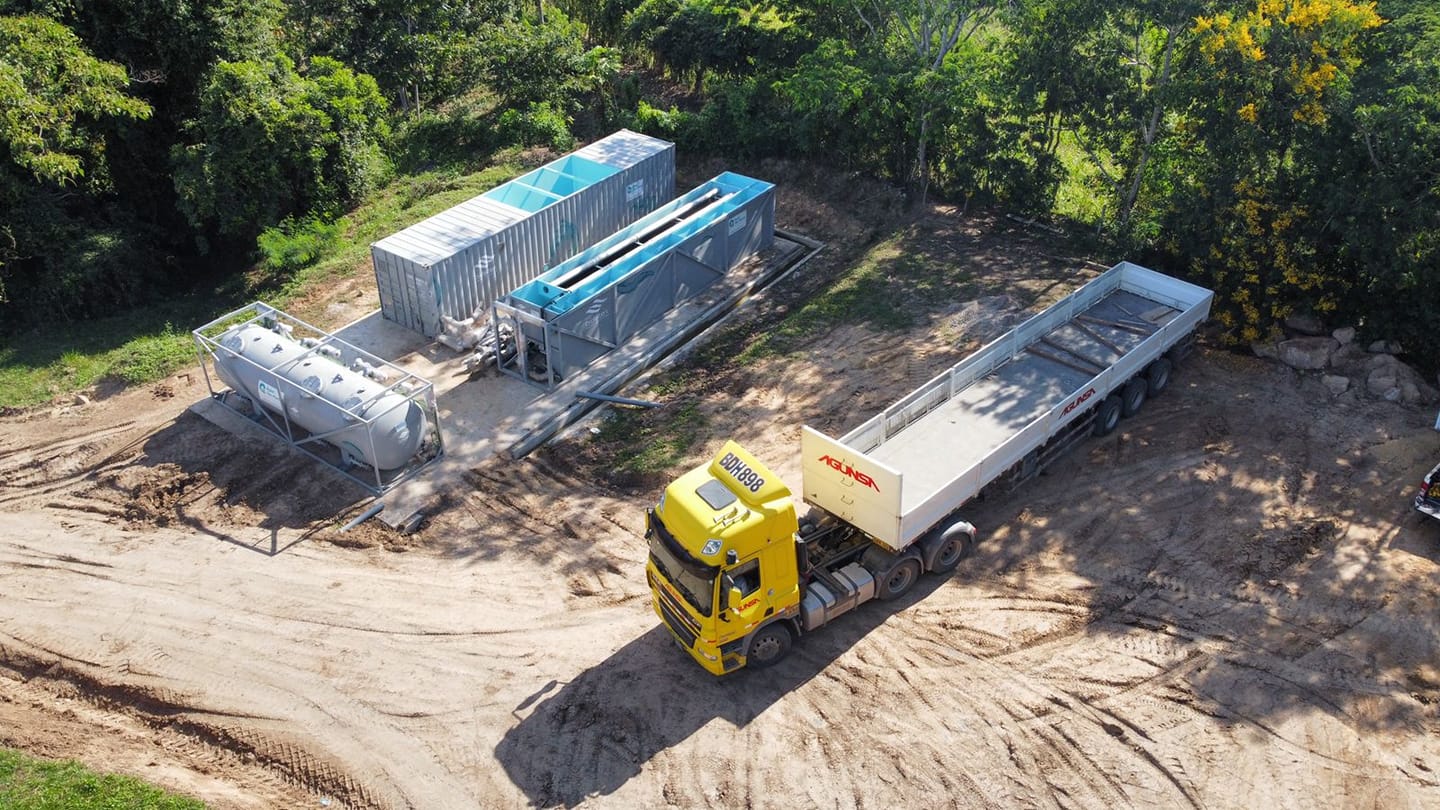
[{"left": 192, "top": 303, "right": 444, "bottom": 494}]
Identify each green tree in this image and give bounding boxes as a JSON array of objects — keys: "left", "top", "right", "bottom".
[
  {"left": 625, "top": 0, "right": 805, "bottom": 94},
  {"left": 1327, "top": 1, "right": 1440, "bottom": 352},
  {"left": 558, "top": 0, "right": 645, "bottom": 42},
  {"left": 1164, "top": 0, "right": 1384, "bottom": 342},
  {"left": 0, "top": 13, "right": 151, "bottom": 313},
  {"left": 1009, "top": 0, "right": 1208, "bottom": 231},
  {"left": 852, "top": 0, "right": 1003, "bottom": 199},
  {"left": 287, "top": 0, "right": 508, "bottom": 110},
  {"left": 0, "top": 14, "right": 151, "bottom": 186},
  {"left": 485, "top": 12, "right": 619, "bottom": 109},
  {"left": 171, "top": 54, "right": 390, "bottom": 241}
]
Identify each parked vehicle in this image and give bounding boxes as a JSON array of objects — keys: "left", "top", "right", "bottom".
[{"left": 645, "top": 262, "right": 1214, "bottom": 674}]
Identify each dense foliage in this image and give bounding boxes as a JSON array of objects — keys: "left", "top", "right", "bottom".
[{"left": 0, "top": 0, "right": 1435, "bottom": 361}]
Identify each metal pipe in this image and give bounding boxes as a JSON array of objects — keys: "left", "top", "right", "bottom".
[
  {"left": 340, "top": 502, "right": 385, "bottom": 532},
  {"left": 575, "top": 391, "right": 662, "bottom": 408},
  {"left": 547, "top": 188, "right": 723, "bottom": 291}
]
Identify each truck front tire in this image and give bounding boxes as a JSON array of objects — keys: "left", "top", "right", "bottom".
[{"left": 746, "top": 623, "right": 793, "bottom": 669}]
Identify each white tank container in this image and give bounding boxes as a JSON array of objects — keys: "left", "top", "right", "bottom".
[{"left": 214, "top": 325, "right": 425, "bottom": 470}]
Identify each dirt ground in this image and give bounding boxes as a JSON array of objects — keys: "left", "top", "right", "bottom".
[{"left": 3, "top": 169, "right": 1440, "bottom": 809}]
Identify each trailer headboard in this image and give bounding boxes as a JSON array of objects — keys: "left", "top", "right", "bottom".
[{"left": 801, "top": 426, "right": 905, "bottom": 548}]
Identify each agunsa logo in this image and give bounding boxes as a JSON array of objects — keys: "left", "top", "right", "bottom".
[{"left": 818, "top": 455, "right": 880, "bottom": 492}]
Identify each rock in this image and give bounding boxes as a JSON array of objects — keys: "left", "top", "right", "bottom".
[
  {"left": 1368, "top": 339, "right": 1404, "bottom": 354},
  {"left": 1401, "top": 382, "right": 1422, "bottom": 404},
  {"left": 1321, "top": 375, "right": 1350, "bottom": 395},
  {"left": 1332, "top": 326, "right": 1356, "bottom": 345},
  {"left": 1367, "top": 371, "right": 1399, "bottom": 398},
  {"left": 1367, "top": 352, "right": 1400, "bottom": 371},
  {"left": 1385, "top": 387, "right": 1403, "bottom": 402},
  {"left": 1285, "top": 313, "right": 1326, "bottom": 335},
  {"left": 1278, "top": 337, "right": 1337, "bottom": 370},
  {"left": 73, "top": 393, "right": 90, "bottom": 406},
  {"left": 1251, "top": 340, "right": 1282, "bottom": 360},
  {"left": 1330, "top": 342, "right": 1367, "bottom": 368}
]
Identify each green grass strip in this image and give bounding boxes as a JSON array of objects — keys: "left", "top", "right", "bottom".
[{"left": 0, "top": 748, "right": 205, "bottom": 810}]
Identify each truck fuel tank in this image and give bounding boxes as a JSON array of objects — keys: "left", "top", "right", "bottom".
[{"left": 800, "top": 563, "right": 876, "bottom": 632}]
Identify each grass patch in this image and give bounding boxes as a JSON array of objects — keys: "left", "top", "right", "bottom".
[
  {"left": 594, "top": 403, "right": 708, "bottom": 478},
  {"left": 734, "top": 226, "right": 974, "bottom": 364},
  {"left": 0, "top": 747, "right": 204, "bottom": 809},
  {"left": 0, "top": 296, "right": 220, "bottom": 410}
]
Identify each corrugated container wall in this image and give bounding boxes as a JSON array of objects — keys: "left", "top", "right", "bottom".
[{"left": 370, "top": 130, "right": 675, "bottom": 336}]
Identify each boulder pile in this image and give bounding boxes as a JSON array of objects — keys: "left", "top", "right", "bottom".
[{"left": 1252, "top": 315, "right": 1436, "bottom": 405}]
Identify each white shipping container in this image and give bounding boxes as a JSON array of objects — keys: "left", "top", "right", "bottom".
[{"left": 370, "top": 130, "right": 676, "bottom": 336}]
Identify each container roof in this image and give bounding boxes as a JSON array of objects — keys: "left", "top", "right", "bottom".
[
  {"left": 372, "top": 129, "right": 673, "bottom": 267},
  {"left": 505, "top": 171, "right": 773, "bottom": 314}
]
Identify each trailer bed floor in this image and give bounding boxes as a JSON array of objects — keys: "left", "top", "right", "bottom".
[{"left": 868, "top": 290, "right": 1178, "bottom": 512}]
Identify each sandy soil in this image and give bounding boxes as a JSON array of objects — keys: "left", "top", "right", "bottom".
[{"left": 3, "top": 181, "right": 1440, "bottom": 809}]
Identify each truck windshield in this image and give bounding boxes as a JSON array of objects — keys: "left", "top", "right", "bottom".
[{"left": 647, "top": 512, "right": 716, "bottom": 617}]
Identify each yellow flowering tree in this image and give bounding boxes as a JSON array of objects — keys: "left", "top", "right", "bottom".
[{"left": 1164, "top": 0, "right": 1383, "bottom": 343}]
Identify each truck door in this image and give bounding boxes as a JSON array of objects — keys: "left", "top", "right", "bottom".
[{"left": 724, "top": 559, "right": 766, "bottom": 629}]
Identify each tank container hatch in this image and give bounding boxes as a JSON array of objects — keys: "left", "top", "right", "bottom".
[
  {"left": 370, "top": 129, "right": 675, "bottom": 337},
  {"left": 193, "top": 304, "right": 443, "bottom": 493}
]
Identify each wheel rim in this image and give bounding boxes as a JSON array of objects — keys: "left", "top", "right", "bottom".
[
  {"left": 937, "top": 537, "right": 966, "bottom": 568},
  {"left": 1104, "top": 405, "right": 1121, "bottom": 431},
  {"left": 751, "top": 632, "right": 782, "bottom": 662},
  {"left": 887, "top": 563, "right": 917, "bottom": 594}
]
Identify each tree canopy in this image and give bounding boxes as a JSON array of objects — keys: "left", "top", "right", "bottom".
[{"left": 0, "top": 0, "right": 1435, "bottom": 366}]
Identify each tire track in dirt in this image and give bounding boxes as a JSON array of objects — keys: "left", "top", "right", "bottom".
[
  {"left": 0, "top": 669, "right": 316, "bottom": 810},
  {"left": 0, "top": 516, "right": 534, "bottom": 810}
]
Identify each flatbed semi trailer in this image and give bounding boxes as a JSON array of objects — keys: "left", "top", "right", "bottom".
[{"left": 645, "top": 262, "right": 1214, "bottom": 674}]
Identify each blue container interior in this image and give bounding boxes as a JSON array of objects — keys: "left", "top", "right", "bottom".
[
  {"left": 481, "top": 155, "right": 620, "bottom": 213},
  {"left": 506, "top": 171, "right": 771, "bottom": 313}
]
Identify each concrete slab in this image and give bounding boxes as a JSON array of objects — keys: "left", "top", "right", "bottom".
[{"left": 360, "top": 235, "right": 815, "bottom": 529}]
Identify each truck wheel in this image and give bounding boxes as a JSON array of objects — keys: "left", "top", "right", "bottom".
[
  {"left": 1146, "top": 358, "right": 1173, "bottom": 396},
  {"left": 1121, "top": 377, "right": 1147, "bottom": 417},
  {"left": 875, "top": 556, "right": 923, "bottom": 600},
  {"left": 746, "top": 623, "right": 792, "bottom": 669},
  {"left": 1093, "top": 395, "right": 1122, "bottom": 436},
  {"left": 930, "top": 526, "right": 974, "bottom": 574}
]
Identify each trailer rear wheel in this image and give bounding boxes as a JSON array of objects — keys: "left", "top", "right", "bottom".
[
  {"left": 1093, "top": 395, "right": 1123, "bottom": 436},
  {"left": 1121, "top": 377, "right": 1148, "bottom": 416},
  {"left": 1146, "top": 358, "right": 1173, "bottom": 396},
  {"left": 746, "top": 623, "right": 792, "bottom": 669}
]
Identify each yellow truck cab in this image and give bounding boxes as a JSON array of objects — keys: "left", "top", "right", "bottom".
[{"left": 645, "top": 441, "right": 801, "bottom": 674}]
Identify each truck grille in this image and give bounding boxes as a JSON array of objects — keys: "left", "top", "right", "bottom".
[{"left": 654, "top": 586, "right": 699, "bottom": 648}]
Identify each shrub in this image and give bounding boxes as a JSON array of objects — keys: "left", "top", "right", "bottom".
[
  {"left": 256, "top": 215, "right": 342, "bottom": 275},
  {"left": 495, "top": 102, "right": 576, "bottom": 150}
]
